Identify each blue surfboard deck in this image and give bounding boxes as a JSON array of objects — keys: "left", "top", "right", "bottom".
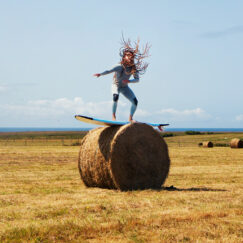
[{"left": 75, "top": 115, "right": 169, "bottom": 128}]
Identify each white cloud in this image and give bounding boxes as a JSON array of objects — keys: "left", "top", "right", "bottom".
[
  {"left": 236, "top": 114, "right": 243, "bottom": 122},
  {"left": 2, "top": 97, "right": 111, "bottom": 118},
  {"left": 156, "top": 108, "right": 211, "bottom": 121},
  {"left": 0, "top": 97, "right": 150, "bottom": 122},
  {"left": 0, "top": 97, "right": 213, "bottom": 126},
  {"left": 135, "top": 109, "right": 151, "bottom": 117}
]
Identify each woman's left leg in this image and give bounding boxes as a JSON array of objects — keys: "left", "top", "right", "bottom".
[
  {"left": 120, "top": 86, "right": 138, "bottom": 121},
  {"left": 111, "top": 84, "right": 120, "bottom": 120}
]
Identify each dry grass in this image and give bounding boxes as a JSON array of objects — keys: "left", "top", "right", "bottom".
[{"left": 0, "top": 133, "right": 242, "bottom": 242}]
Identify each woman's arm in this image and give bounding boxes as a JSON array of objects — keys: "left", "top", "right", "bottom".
[
  {"left": 94, "top": 65, "right": 121, "bottom": 77},
  {"left": 129, "top": 72, "right": 140, "bottom": 83},
  {"left": 122, "top": 72, "right": 140, "bottom": 85}
]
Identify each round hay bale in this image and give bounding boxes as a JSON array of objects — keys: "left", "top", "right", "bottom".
[
  {"left": 230, "top": 138, "right": 243, "bottom": 148},
  {"left": 78, "top": 122, "right": 170, "bottom": 190},
  {"left": 203, "top": 141, "right": 213, "bottom": 148}
]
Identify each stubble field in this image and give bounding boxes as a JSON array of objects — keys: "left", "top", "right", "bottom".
[{"left": 0, "top": 131, "right": 242, "bottom": 242}]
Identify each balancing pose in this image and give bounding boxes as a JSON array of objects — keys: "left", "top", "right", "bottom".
[{"left": 94, "top": 36, "right": 150, "bottom": 122}]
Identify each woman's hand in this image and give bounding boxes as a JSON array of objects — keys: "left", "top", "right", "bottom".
[
  {"left": 93, "top": 73, "right": 101, "bottom": 77},
  {"left": 122, "top": 79, "right": 130, "bottom": 85}
]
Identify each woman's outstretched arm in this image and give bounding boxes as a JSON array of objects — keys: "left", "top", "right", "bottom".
[{"left": 93, "top": 64, "right": 121, "bottom": 77}]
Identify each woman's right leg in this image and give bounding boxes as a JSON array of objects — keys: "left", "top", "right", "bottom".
[
  {"left": 112, "top": 85, "right": 119, "bottom": 120},
  {"left": 112, "top": 93, "right": 119, "bottom": 120}
]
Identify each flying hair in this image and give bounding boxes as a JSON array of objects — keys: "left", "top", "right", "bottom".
[{"left": 120, "top": 34, "right": 151, "bottom": 75}]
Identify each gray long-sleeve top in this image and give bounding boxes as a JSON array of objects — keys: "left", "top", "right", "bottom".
[{"left": 100, "top": 64, "right": 139, "bottom": 88}]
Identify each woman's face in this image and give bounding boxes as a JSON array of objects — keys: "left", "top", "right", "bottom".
[{"left": 123, "top": 52, "right": 134, "bottom": 65}]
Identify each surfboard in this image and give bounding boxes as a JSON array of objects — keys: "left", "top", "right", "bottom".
[{"left": 75, "top": 115, "right": 169, "bottom": 131}]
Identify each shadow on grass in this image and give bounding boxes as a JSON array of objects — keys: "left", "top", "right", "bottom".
[{"left": 161, "top": 185, "right": 227, "bottom": 192}]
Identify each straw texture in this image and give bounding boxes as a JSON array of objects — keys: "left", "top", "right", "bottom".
[
  {"left": 230, "top": 138, "right": 243, "bottom": 148},
  {"left": 203, "top": 141, "right": 214, "bottom": 148},
  {"left": 78, "top": 122, "right": 170, "bottom": 190}
]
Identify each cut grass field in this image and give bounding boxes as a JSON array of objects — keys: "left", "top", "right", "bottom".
[{"left": 0, "top": 131, "right": 242, "bottom": 242}]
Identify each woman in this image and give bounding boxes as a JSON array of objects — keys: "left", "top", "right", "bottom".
[{"left": 94, "top": 36, "right": 150, "bottom": 122}]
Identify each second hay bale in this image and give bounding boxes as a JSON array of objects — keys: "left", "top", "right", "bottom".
[
  {"left": 203, "top": 141, "right": 214, "bottom": 148},
  {"left": 230, "top": 138, "right": 243, "bottom": 148},
  {"left": 78, "top": 122, "right": 170, "bottom": 190}
]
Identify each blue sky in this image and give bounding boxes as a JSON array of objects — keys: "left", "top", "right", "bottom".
[{"left": 0, "top": 0, "right": 242, "bottom": 128}]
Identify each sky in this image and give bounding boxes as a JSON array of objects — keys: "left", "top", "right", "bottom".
[{"left": 0, "top": 0, "right": 243, "bottom": 128}]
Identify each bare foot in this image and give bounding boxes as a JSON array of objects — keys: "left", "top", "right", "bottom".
[
  {"left": 112, "top": 115, "right": 116, "bottom": 121},
  {"left": 129, "top": 115, "right": 135, "bottom": 123},
  {"left": 129, "top": 117, "right": 136, "bottom": 123}
]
